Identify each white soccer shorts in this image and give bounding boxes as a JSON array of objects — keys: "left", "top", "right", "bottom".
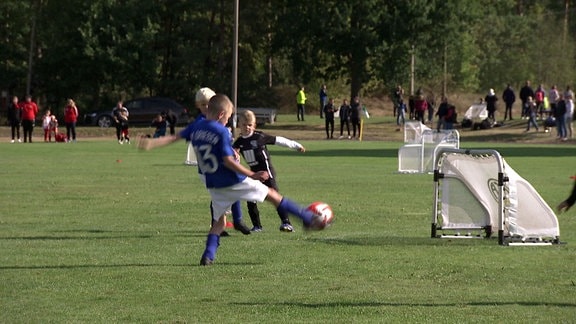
[{"left": 208, "top": 177, "right": 269, "bottom": 221}]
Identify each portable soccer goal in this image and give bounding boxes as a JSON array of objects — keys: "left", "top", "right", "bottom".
[
  {"left": 398, "top": 121, "right": 460, "bottom": 173},
  {"left": 431, "top": 148, "right": 561, "bottom": 246},
  {"left": 184, "top": 142, "right": 198, "bottom": 166}
]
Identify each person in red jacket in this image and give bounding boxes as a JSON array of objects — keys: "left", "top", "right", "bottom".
[
  {"left": 64, "top": 98, "right": 79, "bottom": 142},
  {"left": 21, "top": 95, "right": 39, "bottom": 143}
]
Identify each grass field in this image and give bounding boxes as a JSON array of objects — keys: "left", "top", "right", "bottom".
[{"left": 1, "top": 120, "right": 576, "bottom": 323}]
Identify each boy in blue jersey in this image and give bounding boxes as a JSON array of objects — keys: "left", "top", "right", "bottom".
[
  {"left": 190, "top": 87, "right": 250, "bottom": 236},
  {"left": 139, "top": 94, "right": 327, "bottom": 266}
]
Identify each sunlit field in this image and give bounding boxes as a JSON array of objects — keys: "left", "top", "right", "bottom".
[{"left": 1, "top": 130, "right": 575, "bottom": 322}]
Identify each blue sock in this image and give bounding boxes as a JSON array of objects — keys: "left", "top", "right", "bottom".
[
  {"left": 231, "top": 201, "right": 242, "bottom": 224},
  {"left": 201, "top": 234, "right": 220, "bottom": 261},
  {"left": 278, "top": 198, "right": 313, "bottom": 225}
]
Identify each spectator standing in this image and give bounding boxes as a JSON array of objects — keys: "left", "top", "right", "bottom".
[
  {"left": 296, "top": 86, "right": 306, "bottom": 121},
  {"left": 413, "top": 90, "right": 428, "bottom": 124},
  {"left": 396, "top": 100, "right": 407, "bottom": 131},
  {"left": 64, "top": 99, "right": 78, "bottom": 143},
  {"left": 338, "top": 99, "right": 351, "bottom": 139},
  {"left": 112, "top": 101, "right": 128, "bottom": 142},
  {"left": 565, "top": 93, "right": 574, "bottom": 140},
  {"left": 435, "top": 96, "right": 449, "bottom": 131},
  {"left": 548, "top": 85, "right": 560, "bottom": 118},
  {"left": 524, "top": 96, "right": 539, "bottom": 132},
  {"left": 163, "top": 109, "right": 178, "bottom": 135},
  {"left": 21, "top": 95, "right": 39, "bottom": 143},
  {"left": 564, "top": 85, "right": 574, "bottom": 102},
  {"left": 323, "top": 98, "right": 336, "bottom": 139},
  {"left": 42, "top": 109, "right": 53, "bottom": 142},
  {"left": 392, "top": 85, "right": 404, "bottom": 118},
  {"left": 350, "top": 96, "right": 362, "bottom": 139},
  {"left": 502, "top": 84, "right": 516, "bottom": 121},
  {"left": 444, "top": 104, "right": 457, "bottom": 130},
  {"left": 484, "top": 88, "right": 498, "bottom": 121},
  {"left": 7, "top": 96, "right": 22, "bottom": 143},
  {"left": 519, "top": 80, "right": 534, "bottom": 118},
  {"left": 555, "top": 94, "right": 567, "bottom": 140},
  {"left": 534, "top": 84, "right": 546, "bottom": 119},
  {"left": 319, "top": 84, "right": 327, "bottom": 119}
]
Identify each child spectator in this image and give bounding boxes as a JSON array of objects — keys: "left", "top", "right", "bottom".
[
  {"left": 233, "top": 109, "right": 306, "bottom": 232},
  {"left": 42, "top": 109, "right": 53, "bottom": 142},
  {"left": 119, "top": 110, "right": 130, "bottom": 144},
  {"left": 138, "top": 94, "right": 327, "bottom": 265},
  {"left": 151, "top": 114, "right": 167, "bottom": 138},
  {"left": 525, "top": 96, "right": 539, "bottom": 132}
]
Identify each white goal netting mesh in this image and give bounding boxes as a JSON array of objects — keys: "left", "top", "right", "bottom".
[{"left": 437, "top": 150, "right": 559, "bottom": 241}]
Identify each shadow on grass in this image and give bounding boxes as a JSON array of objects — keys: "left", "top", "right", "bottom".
[
  {"left": 271, "top": 145, "right": 576, "bottom": 159},
  {"left": 232, "top": 300, "right": 576, "bottom": 308},
  {"left": 0, "top": 261, "right": 262, "bottom": 270},
  {"left": 0, "top": 229, "right": 207, "bottom": 241},
  {"left": 306, "top": 235, "right": 500, "bottom": 247}
]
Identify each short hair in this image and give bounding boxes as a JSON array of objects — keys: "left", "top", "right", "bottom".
[
  {"left": 238, "top": 110, "right": 256, "bottom": 124},
  {"left": 195, "top": 87, "right": 216, "bottom": 104},
  {"left": 207, "top": 94, "right": 233, "bottom": 116}
]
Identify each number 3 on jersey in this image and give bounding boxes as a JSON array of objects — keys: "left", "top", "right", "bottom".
[{"left": 194, "top": 144, "right": 218, "bottom": 174}]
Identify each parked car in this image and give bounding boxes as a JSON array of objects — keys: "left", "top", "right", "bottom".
[{"left": 83, "top": 97, "right": 191, "bottom": 128}]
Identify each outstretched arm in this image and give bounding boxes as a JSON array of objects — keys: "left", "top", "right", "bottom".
[
  {"left": 138, "top": 135, "right": 181, "bottom": 151},
  {"left": 275, "top": 136, "right": 305, "bottom": 152}
]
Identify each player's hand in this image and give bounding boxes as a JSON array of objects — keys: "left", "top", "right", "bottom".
[
  {"left": 137, "top": 136, "right": 151, "bottom": 151},
  {"left": 298, "top": 146, "right": 306, "bottom": 153},
  {"left": 250, "top": 171, "right": 269, "bottom": 182},
  {"left": 557, "top": 200, "right": 572, "bottom": 213}
]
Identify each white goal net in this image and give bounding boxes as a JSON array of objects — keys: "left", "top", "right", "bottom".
[
  {"left": 398, "top": 121, "right": 460, "bottom": 173},
  {"left": 432, "top": 148, "right": 560, "bottom": 245}
]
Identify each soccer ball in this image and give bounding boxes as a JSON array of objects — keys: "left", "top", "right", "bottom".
[{"left": 306, "top": 202, "right": 334, "bottom": 230}]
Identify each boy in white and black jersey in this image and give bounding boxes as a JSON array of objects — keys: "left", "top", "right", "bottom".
[{"left": 233, "top": 110, "right": 306, "bottom": 232}]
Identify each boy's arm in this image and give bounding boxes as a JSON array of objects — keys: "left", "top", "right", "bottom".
[
  {"left": 138, "top": 135, "right": 181, "bottom": 151},
  {"left": 275, "top": 136, "right": 305, "bottom": 152},
  {"left": 223, "top": 156, "right": 269, "bottom": 182}
]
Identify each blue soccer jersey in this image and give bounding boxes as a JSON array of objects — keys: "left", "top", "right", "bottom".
[{"left": 188, "top": 119, "right": 246, "bottom": 188}]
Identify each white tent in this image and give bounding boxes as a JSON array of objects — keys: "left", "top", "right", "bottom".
[{"left": 431, "top": 148, "right": 560, "bottom": 245}]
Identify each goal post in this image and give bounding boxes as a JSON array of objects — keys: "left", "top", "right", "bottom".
[{"left": 432, "top": 148, "right": 561, "bottom": 246}]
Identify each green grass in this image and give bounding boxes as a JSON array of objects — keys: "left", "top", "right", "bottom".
[{"left": 1, "top": 139, "right": 575, "bottom": 323}]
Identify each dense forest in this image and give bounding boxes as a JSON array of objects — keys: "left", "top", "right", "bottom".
[{"left": 1, "top": 0, "right": 575, "bottom": 116}]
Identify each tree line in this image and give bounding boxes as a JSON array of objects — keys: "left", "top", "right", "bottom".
[{"left": 1, "top": 0, "right": 575, "bottom": 117}]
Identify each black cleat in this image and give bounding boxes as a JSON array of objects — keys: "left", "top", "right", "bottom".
[
  {"left": 220, "top": 231, "right": 230, "bottom": 237},
  {"left": 234, "top": 221, "right": 252, "bottom": 235},
  {"left": 200, "top": 257, "right": 213, "bottom": 266}
]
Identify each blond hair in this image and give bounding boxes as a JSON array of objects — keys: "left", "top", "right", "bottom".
[
  {"left": 207, "top": 94, "right": 233, "bottom": 117},
  {"left": 238, "top": 110, "right": 256, "bottom": 125}
]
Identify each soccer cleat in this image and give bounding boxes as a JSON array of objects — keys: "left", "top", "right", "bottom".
[
  {"left": 220, "top": 230, "right": 230, "bottom": 237},
  {"left": 279, "top": 223, "right": 294, "bottom": 232},
  {"left": 200, "top": 256, "right": 213, "bottom": 266},
  {"left": 10, "top": 140, "right": 15, "bottom": 143},
  {"left": 251, "top": 226, "right": 263, "bottom": 232},
  {"left": 233, "top": 221, "right": 252, "bottom": 235}
]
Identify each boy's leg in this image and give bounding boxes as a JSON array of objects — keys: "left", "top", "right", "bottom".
[
  {"left": 247, "top": 201, "right": 262, "bottom": 230},
  {"left": 265, "top": 188, "right": 315, "bottom": 227},
  {"left": 201, "top": 214, "right": 226, "bottom": 266},
  {"left": 231, "top": 201, "right": 250, "bottom": 234}
]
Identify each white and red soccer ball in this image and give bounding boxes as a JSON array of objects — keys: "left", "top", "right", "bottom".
[{"left": 306, "top": 202, "right": 334, "bottom": 230}]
